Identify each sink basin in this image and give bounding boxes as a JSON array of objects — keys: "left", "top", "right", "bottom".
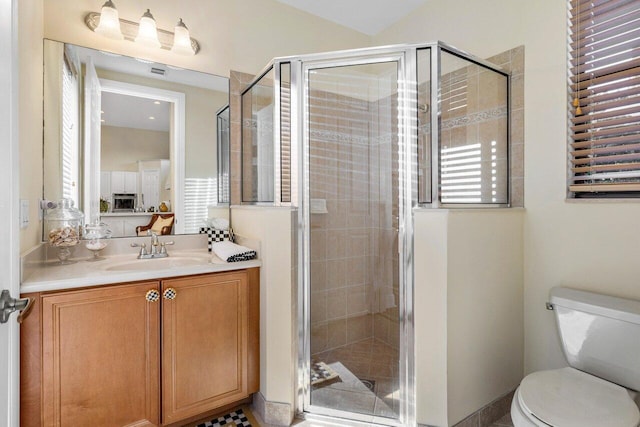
[{"left": 104, "top": 256, "right": 207, "bottom": 272}]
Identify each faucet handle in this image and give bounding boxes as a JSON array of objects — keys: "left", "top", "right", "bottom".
[
  {"left": 131, "top": 242, "right": 148, "bottom": 257},
  {"left": 159, "top": 241, "right": 174, "bottom": 255}
]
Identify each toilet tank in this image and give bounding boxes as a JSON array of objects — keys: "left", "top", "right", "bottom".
[{"left": 550, "top": 287, "right": 640, "bottom": 391}]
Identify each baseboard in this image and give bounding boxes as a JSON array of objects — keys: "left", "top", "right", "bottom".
[
  {"left": 252, "top": 392, "right": 294, "bottom": 426},
  {"left": 452, "top": 389, "right": 515, "bottom": 427}
]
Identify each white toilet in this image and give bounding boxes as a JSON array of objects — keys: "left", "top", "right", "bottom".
[{"left": 512, "top": 287, "right": 640, "bottom": 427}]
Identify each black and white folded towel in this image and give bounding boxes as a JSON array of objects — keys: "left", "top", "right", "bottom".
[{"left": 211, "top": 241, "right": 257, "bottom": 263}]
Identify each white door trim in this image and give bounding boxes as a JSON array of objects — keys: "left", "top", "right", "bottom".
[{"left": 0, "top": 0, "right": 22, "bottom": 425}]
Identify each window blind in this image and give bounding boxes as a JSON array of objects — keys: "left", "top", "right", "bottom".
[
  {"left": 61, "top": 56, "right": 79, "bottom": 205},
  {"left": 280, "top": 80, "right": 291, "bottom": 202},
  {"left": 569, "top": 0, "right": 640, "bottom": 196},
  {"left": 183, "top": 177, "right": 217, "bottom": 234}
]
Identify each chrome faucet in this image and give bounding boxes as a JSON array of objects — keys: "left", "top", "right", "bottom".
[
  {"left": 149, "top": 231, "right": 160, "bottom": 255},
  {"left": 131, "top": 231, "right": 175, "bottom": 259}
]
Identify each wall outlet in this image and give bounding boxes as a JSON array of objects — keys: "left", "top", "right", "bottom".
[{"left": 20, "top": 199, "right": 29, "bottom": 229}]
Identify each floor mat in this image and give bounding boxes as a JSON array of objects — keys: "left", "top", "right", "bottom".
[{"left": 311, "top": 361, "right": 340, "bottom": 386}]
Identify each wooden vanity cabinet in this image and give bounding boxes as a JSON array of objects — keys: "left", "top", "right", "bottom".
[
  {"left": 161, "top": 271, "right": 258, "bottom": 424},
  {"left": 20, "top": 268, "right": 260, "bottom": 427}
]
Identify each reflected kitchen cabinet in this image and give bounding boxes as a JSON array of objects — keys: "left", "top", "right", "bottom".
[{"left": 110, "top": 171, "right": 138, "bottom": 194}]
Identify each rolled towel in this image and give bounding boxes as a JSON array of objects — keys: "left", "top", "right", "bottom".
[
  {"left": 211, "top": 241, "right": 257, "bottom": 263},
  {"left": 207, "top": 217, "right": 229, "bottom": 231}
]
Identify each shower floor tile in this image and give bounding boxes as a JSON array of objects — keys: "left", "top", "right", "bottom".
[{"left": 311, "top": 338, "right": 400, "bottom": 418}]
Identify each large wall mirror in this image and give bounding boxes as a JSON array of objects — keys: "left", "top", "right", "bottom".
[{"left": 43, "top": 39, "right": 230, "bottom": 238}]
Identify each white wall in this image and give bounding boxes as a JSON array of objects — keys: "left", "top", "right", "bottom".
[
  {"left": 414, "top": 209, "right": 524, "bottom": 426},
  {"left": 230, "top": 206, "right": 296, "bottom": 420},
  {"left": 372, "top": 0, "right": 524, "bottom": 59},
  {"left": 414, "top": 211, "right": 449, "bottom": 427},
  {"left": 101, "top": 126, "right": 169, "bottom": 171},
  {"left": 19, "top": 0, "right": 44, "bottom": 253},
  {"left": 446, "top": 210, "right": 523, "bottom": 425}
]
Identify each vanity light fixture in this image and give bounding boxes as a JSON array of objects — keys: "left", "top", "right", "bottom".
[
  {"left": 85, "top": 2, "right": 200, "bottom": 55},
  {"left": 94, "top": 0, "right": 123, "bottom": 40},
  {"left": 171, "top": 19, "right": 195, "bottom": 56},
  {"left": 135, "top": 9, "right": 161, "bottom": 49}
]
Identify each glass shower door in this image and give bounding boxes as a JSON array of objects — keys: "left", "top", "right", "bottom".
[{"left": 304, "top": 59, "right": 403, "bottom": 424}]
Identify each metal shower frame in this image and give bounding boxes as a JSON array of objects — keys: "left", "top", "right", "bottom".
[{"left": 240, "top": 40, "right": 510, "bottom": 426}]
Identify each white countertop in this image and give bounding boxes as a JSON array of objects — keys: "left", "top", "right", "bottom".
[{"left": 21, "top": 248, "right": 261, "bottom": 294}]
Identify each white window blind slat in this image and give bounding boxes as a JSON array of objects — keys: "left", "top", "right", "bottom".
[
  {"left": 571, "top": 15, "right": 640, "bottom": 50},
  {"left": 572, "top": 161, "right": 640, "bottom": 173},
  {"left": 573, "top": 123, "right": 640, "bottom": 141}
]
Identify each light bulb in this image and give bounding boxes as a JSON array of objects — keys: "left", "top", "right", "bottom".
[
  {"left": 94, "top": 0, "right": 124, "bottom": 40},
  {"left": 171, "top": 19, "right": 195, "bottom": 56},
  {"left": 135, "top": 9, "right": 161, "bottom": 49}
]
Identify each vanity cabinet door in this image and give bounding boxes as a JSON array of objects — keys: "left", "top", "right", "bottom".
[
  {"left": 41, "top": 282, "right": 161, "bottom": 427},
  {"left": 161, "top": 271, "right": 255, "bottom": 425}
]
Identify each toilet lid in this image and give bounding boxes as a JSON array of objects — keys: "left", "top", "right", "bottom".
[{"left": 519, "top": 367, "right": 640, "bottom": 427}]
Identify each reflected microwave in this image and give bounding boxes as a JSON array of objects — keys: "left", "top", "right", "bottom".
[{"left": 112, "top": 193, "right": 136, "bottom": 212}]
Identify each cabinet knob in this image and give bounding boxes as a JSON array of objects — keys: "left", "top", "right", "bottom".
[
  {"left": 163, "top": 288, "right": 177, "bottom": 300},
  {"left": 145, "top": 289, "right": 160, "bottom": 302}
]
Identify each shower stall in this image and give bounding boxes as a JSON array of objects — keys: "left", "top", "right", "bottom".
[{"left": 240, "top": 42, "right": 509, "bottom": 426}]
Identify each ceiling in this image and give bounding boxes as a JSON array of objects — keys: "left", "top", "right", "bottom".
[
  {"left": 74, "top": 45, "right": 220, "bottom": 133},
  {"left": 101, "top": 92, "right": 170, "bottom": 132},
  {"left": 274, "top": 0, "right": 429, "bottom": 35},
  {"left": 74, "top": 46, "right": 228, "bottom": 93}
]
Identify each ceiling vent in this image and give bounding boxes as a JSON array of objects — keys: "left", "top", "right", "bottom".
[{"left": 150, "top": 67, "right": 166, "bottom": 76}]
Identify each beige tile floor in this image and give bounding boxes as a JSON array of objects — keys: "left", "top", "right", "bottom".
[{"left": 311, "top": 338, "right": 400, "bottom": 419}]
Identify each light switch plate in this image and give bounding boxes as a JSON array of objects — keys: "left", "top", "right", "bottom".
[{"left": 20, "top": 199, "right": 29, "bottom": 229}]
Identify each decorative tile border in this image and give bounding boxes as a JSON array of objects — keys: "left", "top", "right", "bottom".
[{"left": 441, "top": 106, "right": 508, "bottom": 131}]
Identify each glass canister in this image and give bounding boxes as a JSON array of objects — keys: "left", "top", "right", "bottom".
[
  {"left": 83, "top": 221, "right": 112, "bottom": 261},
  {"left": 44, "top": 198, "right": 84, "bottom": 264}
]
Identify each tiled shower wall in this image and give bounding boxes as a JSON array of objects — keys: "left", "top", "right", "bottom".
[
  {"left": 371, "top": 91, "right": 400, "bottom": 350},
  {"left": 417, "top": 46, "right": 524, "bottom": 207},
  {"left": 308, "top": 66, "right": 401, "bottom": 355},
  {"left": 308, "top": 85, "right": 376, "bottom": 355}
]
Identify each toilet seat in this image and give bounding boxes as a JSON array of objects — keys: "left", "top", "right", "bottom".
[{"left": 516, "top": 367, "right": 640, "bottom": 427}]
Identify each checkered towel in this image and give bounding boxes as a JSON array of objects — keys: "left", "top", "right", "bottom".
[
  {"left": 211, "top": 241, "right": 257, "bottom": 263},
  {"left": 199, "top": 227, "right": 234, "bottom": 252}
]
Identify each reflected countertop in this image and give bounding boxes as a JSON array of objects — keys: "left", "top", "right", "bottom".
[{"left": 101, "top": 211, "right": 174, "bottom": 217}]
